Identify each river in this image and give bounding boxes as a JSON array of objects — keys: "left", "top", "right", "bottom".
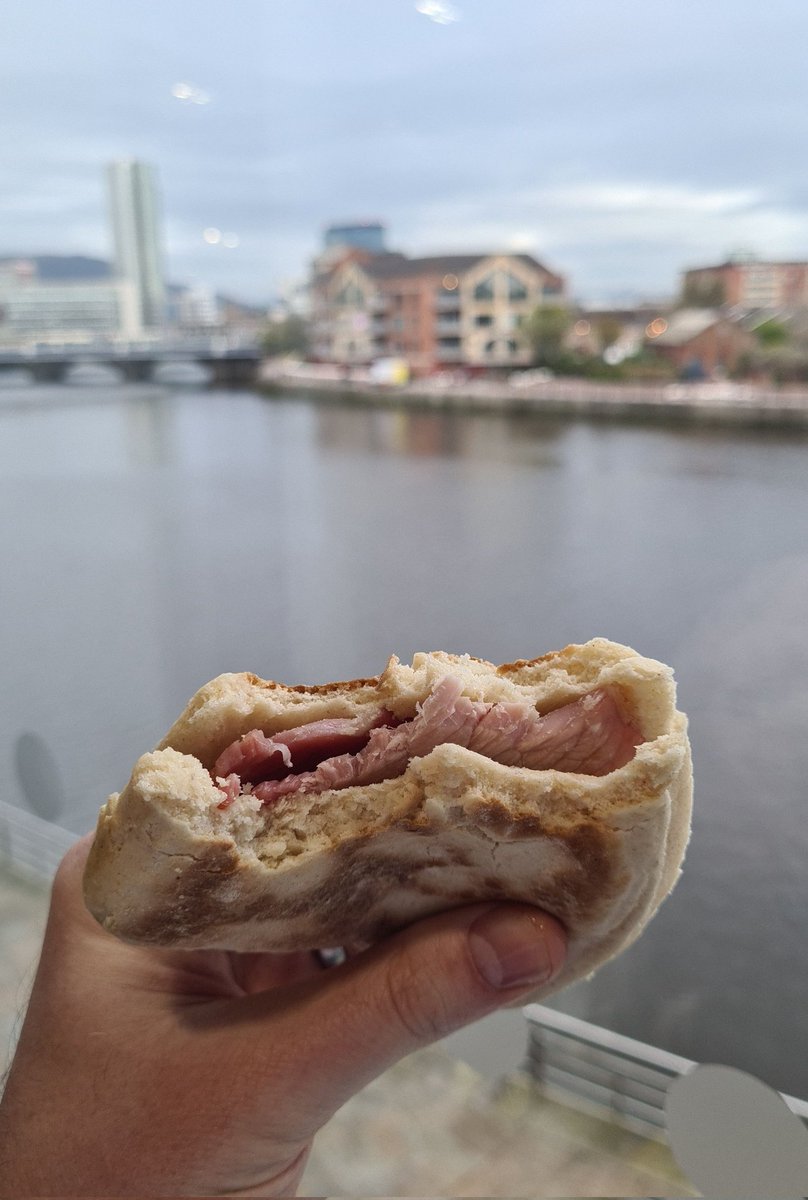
[{"left": 2, "top": 383, "right": 808, "bottom": 1097}]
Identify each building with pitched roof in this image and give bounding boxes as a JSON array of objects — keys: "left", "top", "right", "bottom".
[
  {"left": 310, "top": 247, "right": 566, "bottom": 375},
  {"left": 645, "top": 308, "right": 755, "bottom": 376}
]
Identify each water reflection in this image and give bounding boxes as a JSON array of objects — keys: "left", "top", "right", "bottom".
[{"left": 313, "top": 403, "right": 565, "bottom": 466}]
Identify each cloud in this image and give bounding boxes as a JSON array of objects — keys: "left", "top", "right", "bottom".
[
  {"left": 4, "top": 0, "right": 808, "bottom": 301},
  {"left": 402, "top": 181, "right": 808, "bottom": 299}
]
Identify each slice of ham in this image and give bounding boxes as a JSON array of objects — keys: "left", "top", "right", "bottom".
[
  {"left": 213, "top": 708, "right": 398, "bottom": 785},
  {"left": 228, "top": 678, "right": 640, "bottom": 807}
]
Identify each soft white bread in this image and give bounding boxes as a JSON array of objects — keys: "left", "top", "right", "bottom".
[{"left": 83, "top": 639, "right": 692, "bottom": 1001}]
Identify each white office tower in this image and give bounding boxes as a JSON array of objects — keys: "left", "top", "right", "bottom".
[{"left": 107, "top": 160, "right": 166, "bottom": 335}]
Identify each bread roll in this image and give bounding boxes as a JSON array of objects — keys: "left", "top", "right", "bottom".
[{"left": 83, "top": 639, "right": 692, "bottom": 1001}]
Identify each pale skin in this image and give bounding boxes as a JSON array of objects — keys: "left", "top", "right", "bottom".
[{"left": 0, "top": 836, "right": 567, "bottom": 1198}]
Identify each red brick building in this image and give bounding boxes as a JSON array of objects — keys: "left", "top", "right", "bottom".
[
  {"left": 682, "top": 259, "right": 808, "bottom": 310},
  {"left": 646, "top": 309, "right": 755, "bottom": 376}
]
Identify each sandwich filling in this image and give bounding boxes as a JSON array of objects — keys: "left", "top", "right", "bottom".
[{"left": 213, "top": 677, "right": 640, "bottom": 809}]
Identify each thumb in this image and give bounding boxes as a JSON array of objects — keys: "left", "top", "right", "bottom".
[{"left": 270, "top": 902, "right": 566, "bottom": 1125}]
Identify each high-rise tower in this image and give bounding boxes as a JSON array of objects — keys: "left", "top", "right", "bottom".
[{"left": 106, "top": 160, "right": 166, "bottom": 332}]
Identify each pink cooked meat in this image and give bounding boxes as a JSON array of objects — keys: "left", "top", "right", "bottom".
[
  {"left": 470, "top": 689, "right": 639, "bottom": 775},
  {"left": 213, "top": 708, "right": 397, "bottom": 784},
  {"left": 244, "top": 679, "right": 639, "bottom": 806}
]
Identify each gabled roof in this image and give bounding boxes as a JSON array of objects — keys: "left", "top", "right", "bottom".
[
  {"left": 324, "top": 248, "right": 557, "bottom": 285},
  {"left": 652, "top": 308, "right": 724, "bottom": 345},
  {"left": 362, "top": 253, "right": 482, "bottom": 280},
  {"left": 360, "top": 251, "right": 554, "bottom": 281}
]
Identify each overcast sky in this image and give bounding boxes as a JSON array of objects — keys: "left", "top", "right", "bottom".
[{"left": 4, "top": 0, "right": 808, "bottom": 304}]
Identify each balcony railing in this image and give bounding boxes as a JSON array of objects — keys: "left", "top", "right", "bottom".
[{"left": 435, "top": 294, "right": 462, "bottom": 312}]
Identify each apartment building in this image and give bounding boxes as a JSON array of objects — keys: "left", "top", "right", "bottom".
[
  {"left": 682, "top": 259, "right": 808, "bottom": 310},
  {"left": 310, "top": 250, "right": 566, "bottom": 375}
]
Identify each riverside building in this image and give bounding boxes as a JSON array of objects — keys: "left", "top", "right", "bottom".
[
  {"left": 682, "top": 256, "right": 808, "bottom": 310},
  {"left": 0, "top": 260, "right": 140, "bottom": 347},
  {"left": 310, "top": 248, "right": 566, "bottom": 376}
]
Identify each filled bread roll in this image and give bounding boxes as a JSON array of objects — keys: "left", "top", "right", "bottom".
[{"left": 83, "top": 639, "right": 692, "bottom": 1001}]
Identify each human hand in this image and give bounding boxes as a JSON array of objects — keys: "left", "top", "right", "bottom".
[{"left": 0, "top": 835, "right": 566, "bottom": 1197}]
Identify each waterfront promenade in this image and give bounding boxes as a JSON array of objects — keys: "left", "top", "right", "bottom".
[{"left": 261, "top": 362, "right": 808, "bottom": 430}]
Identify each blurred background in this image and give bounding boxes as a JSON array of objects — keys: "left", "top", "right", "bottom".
[{"left": 2, "top": 0, "right": 808, "bottom": 1125}]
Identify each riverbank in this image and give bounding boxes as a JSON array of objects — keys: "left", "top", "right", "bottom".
[{"left": 259, "top": 364, "right": 808, "bottom": 430}]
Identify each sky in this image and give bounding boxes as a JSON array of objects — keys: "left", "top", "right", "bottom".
[{"left": 4, "top": 0, "right": 808, "bottom": 305}]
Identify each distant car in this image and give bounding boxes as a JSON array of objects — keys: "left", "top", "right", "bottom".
[
  {"left": 369, "top": 357, "right": 409, "bottom": 386},
  {"left": 509, "top": 368, "right": 554, "bottom": 387}
]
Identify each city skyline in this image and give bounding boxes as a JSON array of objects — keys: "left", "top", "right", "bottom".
[{"left": 4, "top": 0, "right": 808, "bottom": 304}]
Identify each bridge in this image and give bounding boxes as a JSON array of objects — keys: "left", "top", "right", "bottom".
[{"left": 0, "top": 340, "right": 263, "bottom": 388}]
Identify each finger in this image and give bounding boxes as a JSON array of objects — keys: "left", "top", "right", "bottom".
[
  {"left": 47, "top": 832, "right": 99, "bottom": 937},
  {"left": 237, "top": 901, "right": 566, "bottom": 1131},
  {"left": 52, "top": 837, "right": 326, "bottom": 995},
  {"left": 228, "top": 950, "right": 326, "bottom": 993}
]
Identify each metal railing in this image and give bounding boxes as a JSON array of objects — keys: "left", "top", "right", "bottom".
[
  {"left": 0, "top": 799, "right": 78, "bottom": 882},
  {"left": 524, "top": 1002, "right": 808, "bottom": 1142}
]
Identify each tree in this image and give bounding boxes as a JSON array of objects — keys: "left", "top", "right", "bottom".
[
  {"left": 754, "top": 318, "right": 789, "bottom": 348},
  {"left": 262, "top": 314, "right": 309, "bottom": 357},
  {"left": 594, "top": 315, "right": 622, "bottom": 350},
  {"left": 524, "top": 305, "right": 572, "bottom": 366}
]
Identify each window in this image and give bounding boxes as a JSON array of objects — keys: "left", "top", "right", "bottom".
[
  {"left": 475, "top": 313, "right": 493, "bottom": 326},
  {"left": 473, "top": 274, "right": 495, "bottom": 301},
  {"left": 484, "top": 337, "right": 517, "bottom": 356},
  {"left": 506, "top": 273, "right": 528, "bottom": 301},
  {"left": 335, "top": 282, "right": 365, "bottom": 306}
]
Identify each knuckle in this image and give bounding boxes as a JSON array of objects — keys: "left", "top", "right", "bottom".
[{"left": 381, "top": 950, "right": 458, "bottom": 1046}]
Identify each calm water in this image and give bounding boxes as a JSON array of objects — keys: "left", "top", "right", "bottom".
[{"left": 3, "top": 385, "right": 808, "bottom": 1095}]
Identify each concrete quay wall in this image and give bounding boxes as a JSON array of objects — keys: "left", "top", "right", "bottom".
[{"left": 261, "top": 372, "right": 808, "bottom": 431}]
